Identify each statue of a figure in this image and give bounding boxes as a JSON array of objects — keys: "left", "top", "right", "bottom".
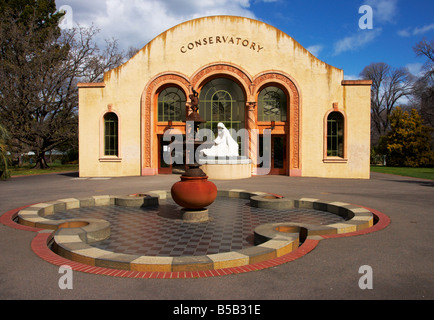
[
  {"left": 189, "top": 89, "right": 199, "bottom": 113},
  {"left": 200, "top": 123, "right": 239, "bottom": 157}
]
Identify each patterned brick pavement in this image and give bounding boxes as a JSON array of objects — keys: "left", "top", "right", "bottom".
[{"left": 47, "top": 197, "right": 345, "bottom": 257}]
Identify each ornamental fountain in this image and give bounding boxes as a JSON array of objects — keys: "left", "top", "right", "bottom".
[{"left": 170, "top": 89, "right": 218, "bottom": 222}]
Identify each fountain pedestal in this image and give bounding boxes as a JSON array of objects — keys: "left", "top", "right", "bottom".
[
  {"left": 198, "top": 156, "right": 252, "bottom": 180},
  {"left": 171, "top": 164, "right": 217, "bottom": 222}
]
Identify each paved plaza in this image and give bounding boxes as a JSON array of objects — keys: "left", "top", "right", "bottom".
[{"left": 0, "top": 171, "right": 433, "bottom": 300}]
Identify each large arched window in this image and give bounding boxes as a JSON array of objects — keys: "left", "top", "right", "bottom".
[
  {"left": 198, "top": 78, "right": 245, "bottom": 133},
  {"left": 104, "top": 112, "right": 119, "bottom": 156},
  {"left": 158, "top": 87, "right": 186, "bottom": 122},
  {"left": 258, "top": 86, "right": 287, "bottom": 122},
  {"left": 327, "top": 112, "right": 344, "bottom": 157}
]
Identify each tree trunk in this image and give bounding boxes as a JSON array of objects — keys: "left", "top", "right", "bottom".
[{"left": 33, "top": 151, "right": 49, "bottom": 169}]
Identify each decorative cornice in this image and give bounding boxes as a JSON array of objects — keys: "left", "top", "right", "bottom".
[
  {"left": 341, "top": 80, "right": 372, "bottom": 86},
  {"left": 77, "top": 83, "right": 106, "bottom": 88}
]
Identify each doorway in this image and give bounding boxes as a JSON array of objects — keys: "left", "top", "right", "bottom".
[
  {"left": 158, "top": 135, "right": 186, "bottom": 174},
  {"left": 258, "top": 135, "right": 287, "bottom": 175}
]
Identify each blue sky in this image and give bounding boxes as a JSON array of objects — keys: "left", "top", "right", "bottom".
[
  {"left": 248, "top": 0, "right": 434, "bottom": 79},
  {"left": 55, "top": 0, "right": 434, "bottom": 79}
]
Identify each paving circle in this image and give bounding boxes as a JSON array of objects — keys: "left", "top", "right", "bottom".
[
  {"left": 47, "top": 197, "right": 345, "bottom": 257},
  {"left": 1, "top": 189, "right": 390, "bottom": 278}
]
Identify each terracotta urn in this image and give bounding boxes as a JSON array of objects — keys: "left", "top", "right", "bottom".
[{"left": 171, "top": 164, "right": 217, "bottom": 210}]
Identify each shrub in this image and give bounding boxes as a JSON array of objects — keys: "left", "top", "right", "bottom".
[{"left": 378, "top": 107, "right": 434, "bottom": 167}]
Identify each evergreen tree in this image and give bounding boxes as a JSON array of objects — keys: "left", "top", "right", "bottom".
[
  {"left": 378, "top": 107, "right": 434, "bottom": 167},
  {"left": 0, "top": 0, "right": 68, "bottom": 169},
  {"left": 0, "top": 1, "right": 125, "bottom": 169}
]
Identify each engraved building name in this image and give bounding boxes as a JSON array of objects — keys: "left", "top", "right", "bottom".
[{"left": 180, "top": 36, "right": 264, "bottom": 54}]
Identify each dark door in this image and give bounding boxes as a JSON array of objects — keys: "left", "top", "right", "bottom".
[
  {"left": 158, "top": 135, "right": 172, "bottom": 174},
  {"left": 271, "top": 135, "right": 287, "bottom": 175},
  {"left": 258, "top": 135, "right": 287, "bottom": 175}
]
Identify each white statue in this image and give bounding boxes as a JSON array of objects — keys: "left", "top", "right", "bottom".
[{"left": 201, "top": 123, "right": 239, "bottom": 157}]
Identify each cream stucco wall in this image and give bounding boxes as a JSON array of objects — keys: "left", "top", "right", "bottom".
[
  {"left": 78, "top": 16, "right": 371, "bottom": 179},
  {"left": 301, "top": 82, "right": 371, "bottom": 179}
]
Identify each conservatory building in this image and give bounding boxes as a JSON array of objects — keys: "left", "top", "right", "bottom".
[{"left": 78, "top": 16, "right": 372, "bottom": 179}]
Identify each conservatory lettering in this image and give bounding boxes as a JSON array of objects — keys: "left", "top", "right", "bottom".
[{"left": 180, "top": 36, "right": 264, "bottom": 53}]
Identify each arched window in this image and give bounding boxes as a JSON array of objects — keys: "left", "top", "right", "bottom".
[
  {"left": 158, "top": 87, "right": 186, "bottom": 122},
  {"left": 258, "top": 86, "right": 287, "bottom": 122},
  {"left": 104, "top": 112, "right": 119, "bottom": 156},
  {"left": 199, "top": 78, "right": 245, "bottom": 133},
  {"left": 327, "top": 112, "right": 344, "bottom": 157}
]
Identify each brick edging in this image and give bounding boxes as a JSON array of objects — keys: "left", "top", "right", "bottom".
[
  {"left": 31, "top": 231, "right": 320, "bottom": 278},
  {"left": 1, "top": 191, "right": 391, "bottom": 278}
]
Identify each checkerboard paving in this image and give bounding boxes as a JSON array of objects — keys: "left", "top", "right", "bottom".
[{"left": 48, "top": 197, "right": 345, "bottom": 257}]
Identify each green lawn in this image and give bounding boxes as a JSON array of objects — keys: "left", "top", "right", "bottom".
[
  {"left": 7, "top": 164, "right": 434, "bottom": 180},
  {"left": 371, "top": 166, "right": 434, "bottom": 180},
  {"left": 10, "top": 164, "right": 79, "bottom": 176}
]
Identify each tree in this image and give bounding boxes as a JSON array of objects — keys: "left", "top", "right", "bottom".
[
  {"left": 377, "top": 107, "right": 434, "bottom": 167},
  {"left": 0, "top": 122, "right": 11, "bottom": 180},
  {"left": 126, "top": 46, "right": 140, "bottom": 60},
  {"left": 359, "top": 62, "right": 414, "bottom": 145},
  {"left": 0, "top": 0, "right": 65, "bottom": 168},
  {"left": 413, "top": 37, "right": 434, "bottom": 128},
  {"left": 0, "top": 1, "right": 126, "bottom": 169},
  {"left": 414, "top": 37, "right": 434, "bottom": 80}
]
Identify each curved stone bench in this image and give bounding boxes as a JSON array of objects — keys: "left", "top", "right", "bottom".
[
  {"left": 250, "top": 195, "right": 374, "bottom": 233},
  {"left": 16, "top": 190, "right": 374, "bottom": 273}
]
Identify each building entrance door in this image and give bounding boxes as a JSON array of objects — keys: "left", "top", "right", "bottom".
[
  {"left": 258, "top": 135, "right": 287, "bottom": 175},
  {"left": 271, "top": 135, "right": 287, "bottom": 175},
  {"left": 158, "top": 135, "right": 186, "bottom": 174},
  {"left": 158, "top": 135, "right": 172, "bottom": 174}
]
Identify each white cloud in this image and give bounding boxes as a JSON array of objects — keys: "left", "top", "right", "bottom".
[
  {"left": 55, "top": 0, "right": 257, "bottom": 50},
  {"left": 333, "top": 28, "right": 382, "bottom": 56},
  {"left": 363, "top": 0, "right": 398, "bottom": 24},
  {"left": 405, "top": 63, "right": 423, "bottom": 76},
  {"left": 306, "top": 45, "right": 323, "bottom": 58},
  {"left": 331, "top": 0, "right": 397, "bottom": 57},
  {"left": 344, "top": 74, "right": 360, "bottom": 80},
  {"left": 414, "top": 23, "right": 434, "bottom": 35},
  {"left": 398, "top": 23, "right": 434, "bottom": 37},
  {"left": 397, "top": 28, "right": 411, "bottom": 37}
]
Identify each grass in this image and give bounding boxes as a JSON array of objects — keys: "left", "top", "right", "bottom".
[
  {"left": 10, "top": 164, "right": 79, "bottom": 176},
  {"left": 371, "top": 166, "right": 434, "bottom": 180},
  {"left": 7, "top": 163, "right": 434, "bottom": 180}
]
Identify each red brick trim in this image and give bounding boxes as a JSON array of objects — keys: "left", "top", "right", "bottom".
[
  {"left": 1, "top": 202, "right": 391, "bottom": 279},
  {"left": 30, "top": 232, "right": 320, "bottom": 279},
  {"left": 321, "top": 206, "right": 391, "bottom": 239},
  {"left": 0, "top": 206, "right": 43, "bottom": 232}
]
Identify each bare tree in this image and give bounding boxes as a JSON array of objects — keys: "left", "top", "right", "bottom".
[
  {"left": 126, "top": 46, "right": 141, "bottom": 60},
  {"left": 360, "top": 62, "right": 414, "bottom": 145},
  {"left": 413, "top": 38, "right": 434, "bottom": 128},
  {"left": 414, "top": 37, "right": 434, "bottom": 79},
  {"left": 66, "top": 27, "right": 126, "bottom": 83},
  {"left": 0, "top": 4, "right": 126, "bottom": 169}
]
